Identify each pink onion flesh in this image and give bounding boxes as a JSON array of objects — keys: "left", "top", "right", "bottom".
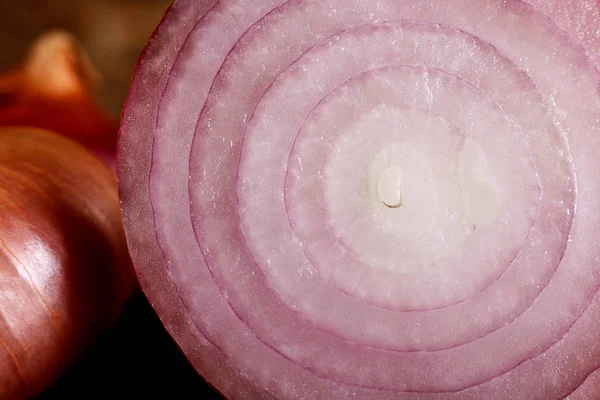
[{"left": 118, "top": 0, "right": 600, "bottom": 399}]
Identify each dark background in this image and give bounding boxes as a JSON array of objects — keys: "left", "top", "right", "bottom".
[
  {"left": 38, "top": 294, "right": 222, "bottom": 399},
  {"left": 0, "top": 1, "right": 222, "bottom": 398}
]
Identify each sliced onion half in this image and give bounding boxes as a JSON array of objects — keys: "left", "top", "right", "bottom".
[{"left": 118, "top": 1, "right": 600, "bottom": 399}]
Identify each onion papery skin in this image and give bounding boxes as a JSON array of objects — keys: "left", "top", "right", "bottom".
[
  {"left": 118, "top": 1, "right": 600, "bottom": 399},
  {"left": 0, "top": 127, "right": 133, "bottom": 399}
]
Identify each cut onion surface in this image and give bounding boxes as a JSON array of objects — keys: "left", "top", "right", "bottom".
[{"left": 118, "top": 1, "right": 600, "bottom": 399}]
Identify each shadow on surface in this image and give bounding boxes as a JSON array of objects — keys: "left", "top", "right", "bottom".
[{"left": 38, "top": 294, "right": 223, "bottom": 399}]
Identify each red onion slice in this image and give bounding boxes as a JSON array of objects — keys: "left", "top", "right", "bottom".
[{"left": 118, "top": 0, "right": 600, "bottom": 398}]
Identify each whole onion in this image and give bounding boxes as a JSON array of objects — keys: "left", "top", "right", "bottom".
[
  {"left": 118, "top": 0, "right": 600, "bottom": 399},
  {"left": 0, "top": 31, "right": 118, "bottom": 168},
  {"left": 0, "top": 127, "right": 134, "bottom": 399}
]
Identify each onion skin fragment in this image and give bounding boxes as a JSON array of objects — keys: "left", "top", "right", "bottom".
[{"left": 0, "top": 127, "right": 134, "bottom": 400}]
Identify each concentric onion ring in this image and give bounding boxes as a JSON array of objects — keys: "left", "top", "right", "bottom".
[{"left": 118, "top": 0, "right": 600, "bottom": 399}]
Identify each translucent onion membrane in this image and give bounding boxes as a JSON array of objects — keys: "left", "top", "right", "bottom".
[{"left": 118, "top": 1, "right": 600, "bottom": 399}]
